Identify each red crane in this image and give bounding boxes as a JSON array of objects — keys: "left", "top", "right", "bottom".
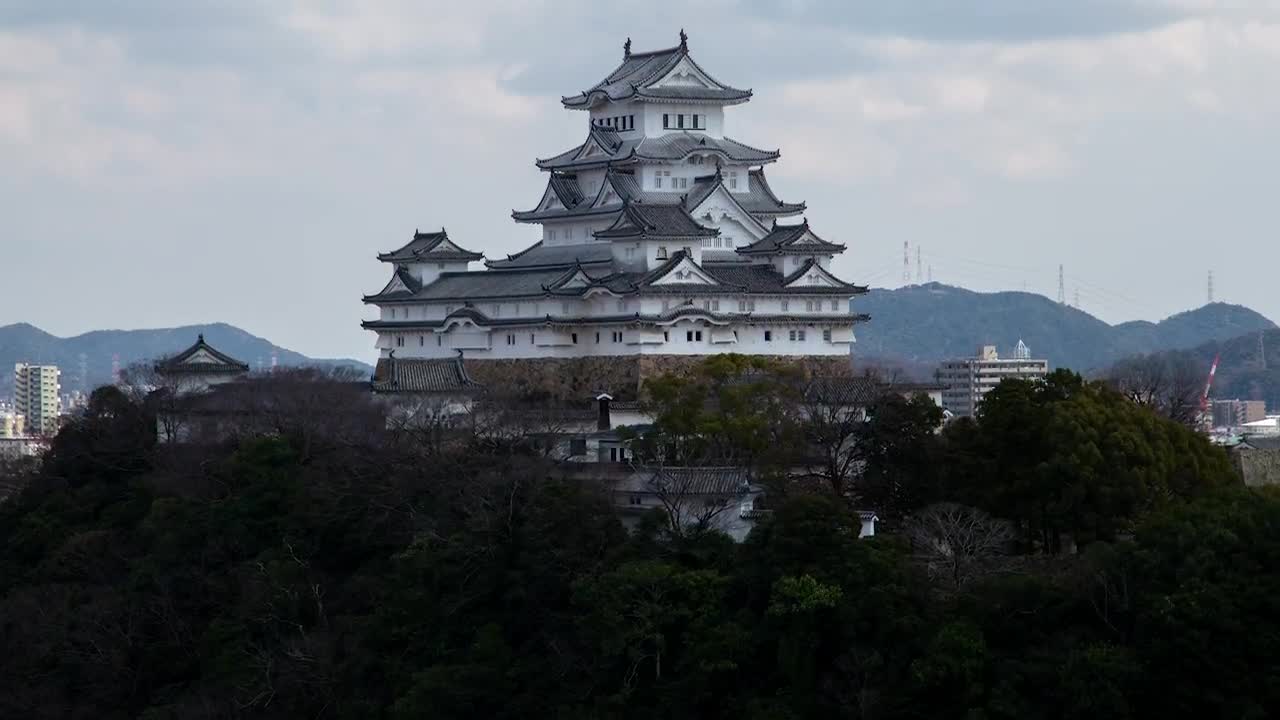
[
  {"left": 1200, "top": 354, "right": 1220, "bottom": 414},
  {"left": 1198, "top": 354, "right": 1220, "bottom": 431}
]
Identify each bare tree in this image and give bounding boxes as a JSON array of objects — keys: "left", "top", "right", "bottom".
[
  {"left": 1106, "top": 352, "right": 1203, "bottom": 427},
  {"left": 907, "top": 502, "right": 1014, "bottom": 592},
  {"left": 647, "top": 467, "right": 749, "bottom": 536},
  {"left": 793, "top": 375, "right": 883, "bottom": 497}
]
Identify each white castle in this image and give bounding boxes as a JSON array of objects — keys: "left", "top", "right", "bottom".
[{"left": 363, "top": 32, "right": 868, "bottom": 364}]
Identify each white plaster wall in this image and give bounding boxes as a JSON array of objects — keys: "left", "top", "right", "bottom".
[
  {"left": 373, "top": 316, "right": 856, "bottom": 360},
  {"left": 640, "top": 104, "right": 725, "bottom": 138}
]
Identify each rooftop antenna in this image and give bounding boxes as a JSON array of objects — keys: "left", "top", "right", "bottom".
[
  {"left": 1207, "top": 270, "right": 1214, "bottom": 304},
  {"left": 1057, "top": 264, "right": 1065, "bottom": 304},
  {"left": 916, "top": 246, "right": 922, "bottom": 283},
  {"left": 903, "top": 241, "right": 910, "bottom": 285}
]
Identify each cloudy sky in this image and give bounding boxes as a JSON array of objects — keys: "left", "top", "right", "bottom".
[{"left": 3, "top": 1, "right": 1278, "bottom": 360}]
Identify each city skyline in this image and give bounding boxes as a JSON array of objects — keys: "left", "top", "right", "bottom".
[{"left": 4, "top": 2, "right": 1279, "bottom": 361}]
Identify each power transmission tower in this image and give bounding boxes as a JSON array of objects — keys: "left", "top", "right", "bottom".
[
  {"left": 1208, "top": 270, "right": 1214, "bottom": 303},
  {"left": 903, "top": 241, "right": 910, "bottom": 285},
  {"left": 1057, "top": 264, "right": 1065, "bottom": 304}
]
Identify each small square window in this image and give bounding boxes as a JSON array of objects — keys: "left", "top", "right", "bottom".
[
  {"left": 686, "top": 330, "right": 694, "bottom": 341},
  {"left": 781, "top": 300, "right": 789, "bottom": 311},
  {"left": 571, "top": 333, "right": 578, "bottom": 344},
  {"left": 695, "top": 331, "right": 703, "bottom": 341},
  {"left": 799, "top": 330, "right": 807, "bottom": 341},
  {"left": 789, "top": 330, "right": 797, "bottom": 341},
  {"left": 663, "top": 113, "right": 670, "bottom": 128},
  {"left": 823, "top": 329, "right": 832, "bottom": 342},
  {"left": 678, "top": 114, "right": 685, "bottom": 129}
]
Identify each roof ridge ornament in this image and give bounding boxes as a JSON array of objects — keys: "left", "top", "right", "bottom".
[
  {"left": 679, "top": 29, "right": 688, "bottom": 50},
  {"left": 624, "top": 37, "right": 632, "bottom": 58},
  {"left": 197, "top": 333, "right": 205, "bottom": 343}
]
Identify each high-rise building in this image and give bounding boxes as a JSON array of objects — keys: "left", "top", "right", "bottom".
[
  {"left": 362, "top": 33, "right": 868, "bottom": 369},
  {"left": 13, "top": 363, "right": 61, "bottom": 435},
  {"left": 938, "top": 343, "right": 1049, "bottom": 417},
  {"left": 1212, "top": 399, "right": 1267, "bottom": 428}
]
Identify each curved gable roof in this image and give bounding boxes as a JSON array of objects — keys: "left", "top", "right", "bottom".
[
  {"left": 561, "top": 34, "right": 751, "bottom": 110},
  {"left": 377, "top": 229, "right": 483, "bottom": 263}
]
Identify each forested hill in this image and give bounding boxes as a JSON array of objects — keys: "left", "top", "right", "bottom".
[
  {"left": 855, "top": 283, "right": 1274, "bottom": 374},
  {"left": 0, "top": 322, "right": 371, "bottom": 394},
  {"left": 1116, "top": 327, "right": 1280, "bottom": 408}
]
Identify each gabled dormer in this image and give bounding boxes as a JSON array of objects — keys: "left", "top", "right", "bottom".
[
  {"left": 377, "top": 229, "right": 483, "bottom": 287},
  {"left": 596, "top": 201, "right": 719, "bottom": 270},
  {"left": 782, "top": 258, "right": 860, "bottom": 291},
  {"left": 641, "top": 250, "right": 722, "bottom": 287},
  {"left": 685, "top": 168, "right": 772, "bottom": 250}
]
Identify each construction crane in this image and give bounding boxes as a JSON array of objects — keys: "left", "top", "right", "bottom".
[{"left": 1198, "top": 353, "right": 1220, "bottom": 432}]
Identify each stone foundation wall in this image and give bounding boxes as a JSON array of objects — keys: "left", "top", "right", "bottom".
[
  {"left": 463, "top": 354, "right": 854, "bottom": 402},
  {"left": 1235, "top": 448, "right": 1280, "bottom": 487}
]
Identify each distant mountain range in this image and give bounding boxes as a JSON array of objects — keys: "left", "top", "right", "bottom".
[
  {"left": 2, "top": 285, "right": 1272, "bottom": 396},
  {"left": 854, "top": 283, "right": 1275, "bottom": 375},
  {"left": 0, "top": 323, "right": 372, "bottom": 396}
]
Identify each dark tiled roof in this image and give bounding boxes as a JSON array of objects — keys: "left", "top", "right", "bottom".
[
  {"left": 739, "top": 220, "right": 844, "bottom": 255},
  {"left": 549, "top": 173, "right": 585, "bottom": 207},
  {"left": 536, "top": 132, "right": 777, "bottom": 171},
  {"left": 743, "top": 169, "right": 805, "bottom": 216},
  {"left": 805, "top": 376, "right": 883, "bottom": 406},
  {"left": 513, "top": 170, "right": 646, "bottom": 223},
  {"left": 371, "top": 356, "right": 479, "bottom": 393},
  {"left": 155, "top": 334, "right": 250, "bottom": 375},
  {"left": 635, "top": 132, "right": 778, "bottom": 164},
  {"left": 367, "top": 242, "right": 868, "bottom": 304},
  {"left": 561, "top": 36, "right": 750, "bottom": 109},
  {"left": 702, "top": 262, "right": 863, "bottom": 295},
  {"left": 404, "top": 268, "right": 574, "bottom": 300},
  {"left": 485, "top": 242, "right": 615, "bottom": 270},
  {"left": 596, "top": 203, "right": 719, "bottom": 239},
  {"left": 378, "top": 229, "right": 483, "bottom": 263},
  {"left": 650, "top": 467, "right": 752, "bottom": 495}
]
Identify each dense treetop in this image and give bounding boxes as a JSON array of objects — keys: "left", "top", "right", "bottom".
[{"left": 0, "top": 363, "right": 1270, "bottom": 719}]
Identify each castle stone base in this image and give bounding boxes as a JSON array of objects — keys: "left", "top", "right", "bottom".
[{"left": 462, "top": 355, "right": 854, "bottom": 402}]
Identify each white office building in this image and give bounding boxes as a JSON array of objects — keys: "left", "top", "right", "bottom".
[
  {"left": 938, "top": 342, "right": 1049, "bottom": 417},
  {"left": 13, "top": 363, "right": 61, "bottom": 436}
]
